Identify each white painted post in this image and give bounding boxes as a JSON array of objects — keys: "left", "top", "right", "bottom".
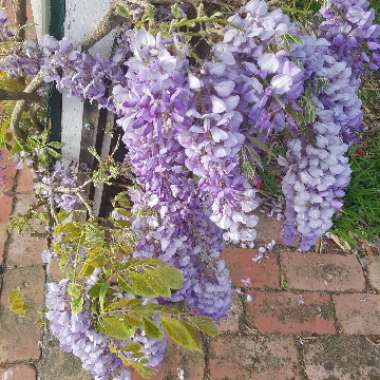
[{"left": 61, "top": 0, "right": 115, "bottom": 165}]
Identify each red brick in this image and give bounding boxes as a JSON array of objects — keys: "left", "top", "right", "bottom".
[
  {"left": 7, "top": 194, "right": 46, "bottom": 267},
  {"left": 281, "top": 252, "right": 365, "bottom": 292},
  {"left": 7, "top": 230, "right": 46, "bottom": 267},
  {"left": 0, "top": 365, "right": 36, "bottom": 380},
  {"left": 247, "top": 291, "right": 336, "bottom": 335},
  {"left": 304, "top": 336, "right": 380, "bottom": 379},
  {"left": 0, "top": 266, "right": 45, "bottom": 363},
  {"left": 0, "top": 195, "right": 13, "bottom": 224},
  {"left": 0, "top": 150, "right": 17, "bottom": 192},
  {"left": 209, "top": 335, "right": 301, "bottom": 380},
  {"left": 0, "top": 222, "right": 7, "bottom": 264},
  {"left": 334, "top": 294, "right": 380, "bottom": 335},
  {"left": 16, "top": 168, "right": 34, "bottom": 193},
  {"left": 219, "top": 292, "right": 242, "bottom": 333},
  {"left": 367, "top": 255, "right": 380, "bottom": 292},
  {"left": 222, "top": 248, "right": 280, "bottom": 289},
  {"left": 132, "top": 343, "right": 204, "bottom": 380}
]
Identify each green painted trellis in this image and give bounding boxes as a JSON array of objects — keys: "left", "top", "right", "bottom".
[{"left": 47, "top": 0, "right": 65, "bottom": 142}]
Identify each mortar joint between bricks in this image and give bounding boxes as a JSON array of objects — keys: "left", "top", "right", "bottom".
[
  {"left": 354, "top": 252, "right": 373, "bottom": 292},
  {"left": 277, "top": 248, "right": 289, "bottom": 291},
  {"left": 295, "top": 335, "right": 312, "bottom": 380},
  {"left": 330, "top": 294, "right": 344, "bottom": 335}
]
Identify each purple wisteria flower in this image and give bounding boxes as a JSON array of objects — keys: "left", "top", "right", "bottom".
[
  {"left": 281, "top": 36, "right": 361, "bottom": 250},
  {"left": 113, "top": 28, "right": 231, "bottom": 319},
  {"left": 319, "top": 0, "right": 380, "bottom": 78}
]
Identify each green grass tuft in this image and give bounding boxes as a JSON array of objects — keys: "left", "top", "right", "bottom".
[{"left": 332, "top": 132, "right": 380, "bottom": 246}]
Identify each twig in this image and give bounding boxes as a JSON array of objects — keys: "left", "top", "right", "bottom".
[{"left": 77, "top": 191, "right": 95, "bottom": 219}]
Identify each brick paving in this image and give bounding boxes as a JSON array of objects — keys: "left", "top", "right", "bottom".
[{"left": 0, "top": 157, "right": 379, "bottom": 379}]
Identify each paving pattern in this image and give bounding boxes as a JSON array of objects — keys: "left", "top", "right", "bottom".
[{"left": 0, "top": 154, "right": 380, "bottom": 380}]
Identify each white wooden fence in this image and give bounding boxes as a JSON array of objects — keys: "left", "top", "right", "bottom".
[{"left": 31, "top": 0, "right": 117, "bottom": 214}]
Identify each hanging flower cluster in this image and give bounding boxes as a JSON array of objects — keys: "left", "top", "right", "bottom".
[
  {"left": 1, "top": 0, "right": 379, "bottom": 379},
  {"left": 319, "top": 0, "right": 380, "bottom": 79}
]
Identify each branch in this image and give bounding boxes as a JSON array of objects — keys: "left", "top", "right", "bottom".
[
  {"left": 9, "top": 71, "right": 45, "bottom": 139},
  {"left": 0, "top": 89, "right": 40, "bottom": 101},
  {"left": 9, "top": 0, "right": 127, "bottom": 140},
  {"left": 81, "top": 1, "right": 126, "bottom": 51}
]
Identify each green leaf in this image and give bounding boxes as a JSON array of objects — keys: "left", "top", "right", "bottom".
[
  {"left": 117, "top": 275, "right": 134, "bottom": 293},
  {"left": 114, "top": 208, "right": 131, "bottom": 219},
  {"left": 143, "top": 317, "right": 163, "bottom": 340},
  {"left": 80, "top": 262, "right": 95, "bottom": 277},
  {"left": 106, "top": 298, "right": 141, "bottom": 312},
  {"left": 97, "top": 317, "right": 136, "bottom": 340},
  {"left": 128, "top": 270, "right": 158, "bottom": 298},
  {"left": 191, "top": 316, "right": 219, "bottom": 337},
  {"left": 156, "top": 266, "right": 184, "bottom": 290},
  {"left": 161, "top": 316, "right": 203, "bottom": 352},
  {"left": 88, "top": 282, "right": 107, "bottom": 299},
  {"left": 112, "top": 192, "right": 131, "bottom": 209},
  {"left": 46, "top": 147, "right": 61, "bottom": 159},
  {"left": 98, "top": 282, "right": 110, "bottom": 312},
  {"left": 8, "top": 288, "right": 29, "bottom": 316},
  {"left": 71, "top": 296, "right": 84, "bottom": 314}
]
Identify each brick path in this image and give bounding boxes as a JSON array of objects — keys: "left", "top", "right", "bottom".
[{"left": 0, "top": 155, "right": 379, "bottom": 380}]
